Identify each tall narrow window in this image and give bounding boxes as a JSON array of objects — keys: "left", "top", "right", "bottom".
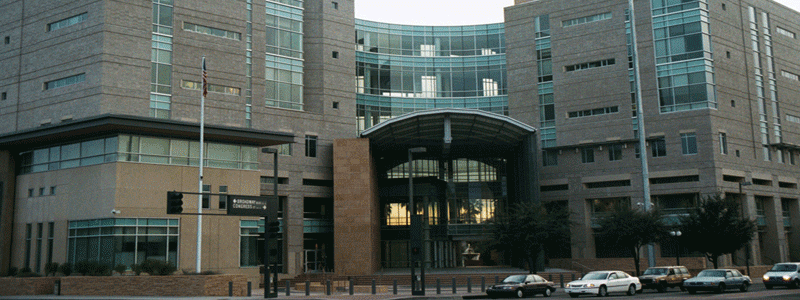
[
  {"left": 47, "top": 222, "right": 54, "bottom": 265},
  {"left": 218, "top": 185, "right": 228, "bottom": 210},
  {"left": 305, "top": 135, "right": 317, "bottom": 157},
  {"left": 202, "top": 184, "right": 210, "bottom": 209},
  {"left": 719, "top": 133, "right": 728, "bottom": 154},
  {"left": 651, "top": 137, "right": 667, "bottom": 157},
  {"left": 608, "top": 144, "right": 623, "bottom": 161},
  {"left": 581, "top": 147, "right": 595, "bottom": 163},
  {"left": 24, "top": 224, "right": 32, "bottom": 269},
  {"left": 35, "top": 223, "right": 43, "bottom": 273},
  {"left": 542, "top": 150, "right": 558, "bottom": 166},
  {"left": 681, "top": 133, "right": 697, "bottom": 155},
  {"left": 1, "top": 92, "right": 6, "bottom": 100}
]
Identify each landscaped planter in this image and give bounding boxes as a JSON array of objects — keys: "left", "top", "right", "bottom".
[{"left": 0, "top": 275, "right": 248, "bottom": 297}]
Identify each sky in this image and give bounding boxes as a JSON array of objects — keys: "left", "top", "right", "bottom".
[{"left": 354, "top": 0, "right": 800, "bottom": 26}]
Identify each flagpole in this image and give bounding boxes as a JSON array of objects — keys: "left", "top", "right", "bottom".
[{"left": 196, "top": 56, "right": 207, "bottom": 273}]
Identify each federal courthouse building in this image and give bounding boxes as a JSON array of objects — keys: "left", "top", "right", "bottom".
[{"left": 1, "top": 0, "right": 798, "bottom": 280}]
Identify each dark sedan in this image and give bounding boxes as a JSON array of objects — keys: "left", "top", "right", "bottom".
[{"left": 487, "top": 274, "right": 557, "bottom": 298}]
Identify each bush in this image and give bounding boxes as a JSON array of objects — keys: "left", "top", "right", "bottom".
[
  {"left": 74, "top": 261, "right": 111, "bottom": 276},
  {"left": 59, "top": 263, "right": 72, "bottom": 276},
  {"left": 44, "top": 262, "right": 60, "bottom": 276},
  {"left": 16, "top": 271, "right": 41, "bottom": 277},
  {"left": 113, "top": 264, "right": 128, "bottom": 275},
  {"left": 182, "top": 269, "right": 219, "bottom": 275},
  {"left": 139, "top": 259, "right": 176, "bottom": 276},
  {"left": 6, "top": 267, "right": 18, "bottom": 277},
  {"left": 19, "top": 267, "right": 31, "bottom": 274}
]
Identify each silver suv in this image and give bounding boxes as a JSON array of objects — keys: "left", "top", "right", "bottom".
[{"left": 762, "top": 262, "right": 800, "bottom": 289}]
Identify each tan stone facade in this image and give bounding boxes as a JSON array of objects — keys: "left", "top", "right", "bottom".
[{"left": 332, "top": 138, "right": 380, "bottom": 275}]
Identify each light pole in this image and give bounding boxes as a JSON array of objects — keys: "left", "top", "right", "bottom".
[
  {"left": 739, "top": 181, "right": 752, "bottom": 276},
  {"left": 261, "top": 148, "right": 278, "bottom": 298},
  {"left": 669, "top": 230, "right": 682, "bottom": 266},
  {"left": 408, "top": 147, "right": 426, "bottom": 296}
]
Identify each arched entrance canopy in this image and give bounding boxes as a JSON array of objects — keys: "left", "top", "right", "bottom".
[{"left": 359, "top": 108, "right": 536, "bottom": 158}]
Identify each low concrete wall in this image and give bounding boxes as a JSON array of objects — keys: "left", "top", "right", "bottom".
[
  {"left": 0, "top": 275, "right": 248, "bottom": 297},
  {"left": 60, "top": 275, "right": 248, "bottom": 296},
  {"left": 0, "top": 277, "right": 59, "bottom": 295}
]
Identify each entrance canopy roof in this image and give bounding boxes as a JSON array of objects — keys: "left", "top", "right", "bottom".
[{"left": 359, "top": 108, "right": 536, "bottom": 158}]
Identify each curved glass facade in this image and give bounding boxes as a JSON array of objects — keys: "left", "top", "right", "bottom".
[{"left": 355, "top": 20, "right": 508, "bottom": 131}]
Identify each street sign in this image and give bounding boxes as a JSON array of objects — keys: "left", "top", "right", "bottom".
[{"left": 227, "top": 195, "right": 275, "bottom": 216}]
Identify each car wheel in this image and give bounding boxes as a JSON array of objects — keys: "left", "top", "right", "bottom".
[
  {"left": 656, "top": 283, "right": 666, "bottom": 293},
  {"left": 765, "top": 284, "right": 773, "bottom": 290},
  {"left": 569, "top": 293, "right": 580, "bottom": 298},
  {"left": 543, "top": 288, "right": 552, "bottom": 297},
  {"left": 598, "top": 285, "right": 608, "bottom": 297},
  {"left": 716, "top": 283, "right": 725, "bottom": 294},
  {"left": 792, "top": 280, "right": 800, "bottom": 289},
  {"left": 627, "top": 284, "right": 636, "bottom": 296},
  {"left": 739, "top": 282, "right": 749, "bottom": 292},
  {"left": 687, "top": 289, "right": 696, "bottom": 294},
  {"left": 516, "top": 289, "right": 524, "bottom": 298},
  {"left": 679, "top": 285, "right": 686, "bottom": 292}
]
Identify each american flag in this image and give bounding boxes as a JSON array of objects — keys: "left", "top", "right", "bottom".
[{"left": 202, "top": 57, "right": 208, "bottom": 97}]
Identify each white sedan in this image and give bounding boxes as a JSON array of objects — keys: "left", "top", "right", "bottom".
[{"left": 565, "top": 270, "right": 641, "bottom": 297}]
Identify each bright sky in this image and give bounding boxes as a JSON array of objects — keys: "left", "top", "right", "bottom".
[{"left": 354, "top": 0, "right": 800, "bottom": 26}]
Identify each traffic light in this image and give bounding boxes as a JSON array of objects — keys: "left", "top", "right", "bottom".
[
  {"left": 267, "top": 220, "right": 281, "bottom": 239},
  {"left": 166, "top": 191, "right": 184, "bottom": 214}
]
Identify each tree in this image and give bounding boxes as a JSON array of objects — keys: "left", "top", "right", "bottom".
[
  {"left": 489, "top": 201, "right": 572, "bottom": 273},
  {"left": 595, "top": 205, "right": 668, "bottom": 276},
  {"left": 679, "top": 194, "right": 756, "bottom": 268}
]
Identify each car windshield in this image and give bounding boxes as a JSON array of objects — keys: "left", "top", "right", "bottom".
[
  {"left": 582, "top": 272, "right": 609, "bottom": 280},
  {"left": 771, "top": 264, "right": 798, "bottom": 272},
  {"left": 502, "top": 275, "right": 526, "bottom": 283},
  {"left": 697, "top": 270, "right": 726, "bottom": 277},
  {"left": 643, "top": 268, "right": 668, "bottom": 275}
]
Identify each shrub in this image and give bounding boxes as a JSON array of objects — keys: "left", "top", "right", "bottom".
[
  {"left": 6, "top": 267, "right": 18, "bottom": 277},
  {"left": 182, "top": 269, "right": 219, "bottom": 275},
  {"left": 139, "top": 259, "right": 176, "bottom": 276},
  {"left": 16, "top": 271, "right": 41, "bottom": 277},
  {"left": 59, "top": 263, "right": 72, "bottom": 276},
  {"left": 44, "top": 262, "right": 60, "bottom": 276},
  {"left": 74, "top": 261, "right": 112, "bottom": 276},
  {"left": 113, "top": 264, "right": 128, "bottom": 275},
  {"left": 131, "top": 263, "right": 142, "bottom": 275},
  {"left": 19, "top": 267, "right": 31, "bottom": 274}
]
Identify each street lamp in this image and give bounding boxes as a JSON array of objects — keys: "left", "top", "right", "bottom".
[
  {"left": 670, "top": 230, "right": 682, "bottom": 266},
  {"left": 739, "top": 181, "right": 752, "bottom": 276},
  {"left": 408, "top": 147, "right": 426, "bottom": 296},
  {"left": 261, "top": 147, "right": 279, "bottom": 298}
]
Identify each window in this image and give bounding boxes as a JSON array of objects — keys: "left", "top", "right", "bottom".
[
  {"left": 1, "top": 92, "right": 6, "bottom": 100},
  {"left": 719, "top": 133, "right": 727, "bottom": 154},
  {"left": 44, "top": 73, "right": 85, "bottom": 90},
  {"left": 788, "top": 114, "right": 800, "bottom": 124},
  {"left": 782, "top": 70, "right": 800, "bottom": 81},
  {"left": 731, "top": 100, "right": 735, "bottom": 107},
  {"left": 3, "top": 36, "right": 8, "bottom": 44},
  {"left": 776, "top": 27, "right": 796, "bottom": 39},
  {"left": 47, "top": 13, "right": 87, "bottom": 32},
  {"left": 332, "top": 1, "right": 338, "bottom": 9},
  {"left": 562, "top": 12, "right": 612, "bottom": 27},
  {"left": 35, "top": 223, "right": 42, "bottom": 273},
  {"left": 542, "top": 149, "right": 558, "bottom": 166},
  {"left": 332, "top": 51, "right": 338, "bottom": 58},
  {"left": 681, "top": 133, "right": 697, "bottom": 155},
  {"left": 651, "top": 137, "right": 667, "bottom": 157},
  {"left": 39, "top": 187, "right": 45, "bottom": 196},
  {"left": 47, "top": 222, "right": 54, "bottom": 264},
  {"left": 28, "top": 188, "right": 34, "bottom": 197},
  {"left": 722, "top": 3, "right": 726, "bottom": 10},
  {"left": 565, "top": 58, "right": 615, "bottom": 72},
  {"left": 181, "top": 80, "right": 240, "bottom": 96},
  {"left": 305, "top": 135, "right": 317, "bottom": 157},
  {"left": 183, "top": 22, "right": 241, "bottom": 40},
  {"left": 726, "top": 51, "right": 730, "bottom": 58},
  {"left": 202, "top": 184, "right": 210, "bottom": 209},
  {"left": 277, "top": 143, "right": 292, "bottom": 156},
  {"left": 568, "top": 106, "right": 618, "bottom": 118},
  {"left": 218, "top": 186, "right": 228, "bottom": 210},
  {"left": 332, "top": 101, "right": 339, "bottom": 109},
  {"left": 608, "top": 144, "right": 622, "bottom": 161},
  {"left": 25, "top": 224, "right": 31, "bottom": 269},
  {"left": 68, "top": 218, "right": 179, "bottom": 266},
  {"left": 581, "top": 147, "right": 595, "bottom": 163}
]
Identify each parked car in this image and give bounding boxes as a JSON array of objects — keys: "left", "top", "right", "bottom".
[
  {"left": 564, "top": 270, "right": 641, "bottom": 297},
  {"left": 682, "top": 269, "right": 751, "bottom": 294},
  {"left": 762, "top": 262, "right": 800, "bottom": 289},
  {"left": 638, "top": 266, "right": 692, "bottom": 292},
  {"left": 486, "top": 274, "right": 557, "bottom": 298}
]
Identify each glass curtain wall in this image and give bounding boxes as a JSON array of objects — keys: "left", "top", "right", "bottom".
[
  {"left": 379, "top": 157, "right": 507, "bottom": 268},
  {"left": 355, "top": 20, "right": 508, "bottom": 132},
  {"left": 68, "top": 218, "right": 179, "bottom": 268}
]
